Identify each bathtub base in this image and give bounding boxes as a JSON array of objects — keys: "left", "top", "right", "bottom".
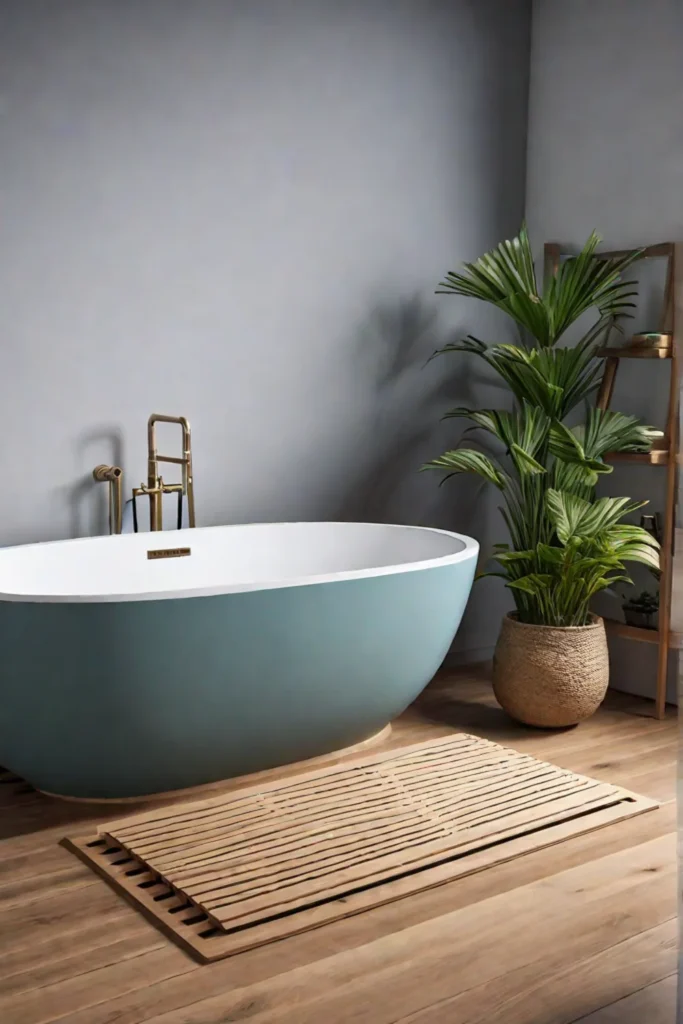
[{"left": 39, "top": 723, "right": 393, "bottom": 805}]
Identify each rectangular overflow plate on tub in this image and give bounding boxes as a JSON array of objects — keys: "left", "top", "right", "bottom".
[{"left": 147, "top": 547, "right": 191, "bottom": 560}]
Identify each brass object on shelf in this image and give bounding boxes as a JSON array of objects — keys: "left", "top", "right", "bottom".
[
  {"left": 597, "top": 333, "right": 673, "bottom": 360},
  {"left": 631, "top": 331, "right": 673, "bottom": 350},
  {"left": 92, "top": 464, "right": 123, "bottom": 536},
  {"left": 133, "top": 414, "right": 196, "bottom": 532}
]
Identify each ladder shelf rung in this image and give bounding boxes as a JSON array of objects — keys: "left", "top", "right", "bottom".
[
  {"left": 604, "top": 617, "right": 681, "bottom": 650},
  {"left": 604, "top": 450, "right": 670, "bottom": 466},
  {"left": 597, "top": 346, "right": 672, "bottom": 360}
]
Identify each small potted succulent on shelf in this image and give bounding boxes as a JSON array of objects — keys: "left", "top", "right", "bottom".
[
  {"left": 424, "top": 226, "right": 661, "bottom": 728},
  {"left": 622, "top": 590, "right": 659, "bottom": 630}
]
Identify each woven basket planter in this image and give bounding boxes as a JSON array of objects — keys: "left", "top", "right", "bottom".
[{"left": 492, "top": 613, "right": 609, "bottom": 728}]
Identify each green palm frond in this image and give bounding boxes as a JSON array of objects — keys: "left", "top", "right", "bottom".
[
  {"left": 577, "top": 495, "right": 647, "bottom": 535},
  {"left": 442, "top": 402, "right": 551, "bottom": 474},
  {"left": 545, "top": 489, "right": 589, "bottom": 544},
  {"left": 546, "top": 489, "right": 646, "bottom": 544},
  {"left": 542, "top": 232, "right": 640, "bottom": 339},
  {"left": 438, "top": 339, "right": 604, "bottom": 420},
  {"left": 509, "top": 443, "right": 545, "bottom": 476},
  {"left": 421, "top": 449, "right": 508, "bottom": 490},
  {"left": 602, "top": 524, "right": 659, "bottom": 547},
  {"left": 548, "top": 421, "right": 612, "bottom": 476},
  {"left": 528, "top": 342, "right": 604, "bottom": 414},
  {"left": 490, "top": 347, "right": 563, "bottom": 415},
  {"left": 606, "top": 540, "right": 660, "bottom": 572},
  {"left": 428, "top": 335, "right": 488, "bottom": 361},
  {"left": 550, "top": 458, "right": 609, "bottom": 499},
  {"left": 442, "top": 407, "right": 502, "bottom": 430},
  {"left": 437, "top": 225, "right": 550, "bottom": 342},
  {"left": 436, "top": 225, "right": 641, "bottom": 347},
  {"left": 506, "top": 573, "right": 555, "bottom": 596},
  {"left": 579, "top": 408, "right": 656, "bottom": 458}
]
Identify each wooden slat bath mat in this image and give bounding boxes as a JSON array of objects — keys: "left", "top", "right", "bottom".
[{"left": 65, "top": 734, "right": 657, "bottom": 962}]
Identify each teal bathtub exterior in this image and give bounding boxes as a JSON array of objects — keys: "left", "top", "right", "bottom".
[{"left": 0, "top": 524, "right": 477, "bottom": 799}]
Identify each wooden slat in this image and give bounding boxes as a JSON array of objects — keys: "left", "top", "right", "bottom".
[
  {"left": 603, "top": 616, "right": 682, "bottom": 649},
  {"left": 596, "top": 243, "right": 674, "bottom": 260},
  {"left": 596, "top": 356, "right": 619, "bottom": 410},
  {"left": 66, "top": 734, "right": 658, "bottom": 962},
  {"left": 655, "top": 242, "right": 682, "bottom": 719},
  {"left": 596, "top": 345, "right": 672, "bottom": 359},
  {"left": 604, "top": 448, "right": 670, "bottom": 465}
]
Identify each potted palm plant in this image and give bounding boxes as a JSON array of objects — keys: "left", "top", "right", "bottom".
[{"left": 424, "top": 227, "right": 660, "bottom": 728}]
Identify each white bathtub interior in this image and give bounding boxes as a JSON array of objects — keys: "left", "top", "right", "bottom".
[{"left": 0, "top": 522, "right": 478, "bottom": 602}]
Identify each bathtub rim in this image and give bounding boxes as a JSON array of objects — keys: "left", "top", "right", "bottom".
[{"left": 0, "top": 520, "right": 479, "bottom": 604}]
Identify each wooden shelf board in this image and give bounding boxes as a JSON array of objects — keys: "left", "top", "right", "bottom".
[
  {"left": 604, "top": 617, "right": 681, "bottom": 650},
  {"left": 597, "top": 345, "right": 672, "bottom": 360},
  {"left": 604, "top": 449, "right": 670, "bottom": 465},
  {"left": 596, "top": 242, "right": 674, "bottom": 260},
  {"left": 547, "top": 242, "right": 673, "bottom": 263}
]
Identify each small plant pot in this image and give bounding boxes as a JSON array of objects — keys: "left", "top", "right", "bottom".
[
  {"left": 622, "top": 605, "right": 658, "bottom": 630},
  {"left": 492, "top": 613, "right": 609, "bottom": 729}
]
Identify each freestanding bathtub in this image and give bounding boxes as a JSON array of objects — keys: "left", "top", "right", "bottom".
[{"left": 0, "top": 522, "right": 477, "bottom": 799}]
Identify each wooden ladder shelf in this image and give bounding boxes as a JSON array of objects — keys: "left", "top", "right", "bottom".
[{"left": 545, "top": 241, "right": 681, "bottom": 719}]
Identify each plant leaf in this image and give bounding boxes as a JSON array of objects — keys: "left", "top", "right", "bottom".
[
  {"left": 506, "top": 573, "right": 554, "bottom": 596},
  {"left": 437, "top": 225, "right": 641, "bottom": 347},
  {"left": 421, "top": 449, "right": 508, "bottom": 490},
  {"left": 545, "top": 489, "right": 590, "bottom": 544}
]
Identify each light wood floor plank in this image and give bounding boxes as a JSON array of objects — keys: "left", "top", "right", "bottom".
[
  {"left": 0, "top": 863, "right": 99, "bottom": 912},
  {"left": 49, "top": 834, "right": 675, "bottom": 1024},
  {"left": 570, "top": 973, "right": 677, "bottom": 1023},
  {"left": 0, "top": 673, "right": 675, "bottom": 1024},
  {"left": 0, "top": 932, "right": 167, "bottom": 1002},
  {"left": 392, "top": 919, "right": 676, "bottom": 1023}
]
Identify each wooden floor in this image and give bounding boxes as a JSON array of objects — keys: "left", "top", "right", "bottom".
[{"left": 0, "top": 666, "right": 677, "bottom": 1024}]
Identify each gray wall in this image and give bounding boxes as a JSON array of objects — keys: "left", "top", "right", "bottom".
[
  {"left": 0, "top": 0, "right": 531, "bottom": 657},
  {"left": 526, "top": 0, "right": 683, "bottom": 699},
  {"left": 526, "top": 0, "right": 682, "bottom": 246}
]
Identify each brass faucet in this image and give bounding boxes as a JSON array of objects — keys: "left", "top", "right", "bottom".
[
  {"left": 93, "top": 413, "right": 196, "bottom": 534},
  {"left": 133, "top": 414, "right": 196, "bottom": 532},
  {"left": 92, "top": 464, "right": 123, "bottom": 535}
]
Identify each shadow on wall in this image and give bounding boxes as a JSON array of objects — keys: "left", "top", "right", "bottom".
[
  {"left": 338, "top": 292, "right": 506, "bottom": 529},
  {"left": 339, "top": 294, "right": 464, "bottom": 521}
]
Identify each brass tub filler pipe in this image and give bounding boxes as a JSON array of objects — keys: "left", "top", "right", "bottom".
[
  {"left": 92, "top": 464, "right": 123, "bottom": 536},
  {"left": 92, "top": 414, "right": 196, "bottom": 534}
]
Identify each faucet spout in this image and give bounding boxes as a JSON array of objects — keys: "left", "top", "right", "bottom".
[{"left": 92, "top": 464, "right": 123, "bottom": 535}]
